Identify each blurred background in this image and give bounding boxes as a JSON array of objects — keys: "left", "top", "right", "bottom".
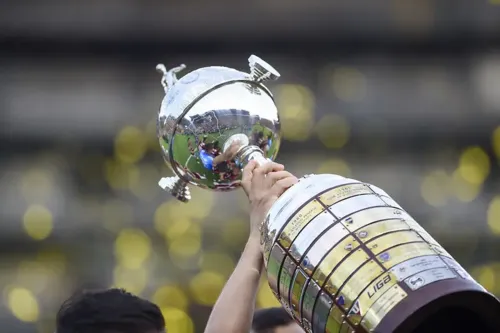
[{"left": 2, "top": 0, "right": 500, "bottom": 332}]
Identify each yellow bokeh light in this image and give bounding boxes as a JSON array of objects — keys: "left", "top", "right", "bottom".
[
  {"left": 274, "top": 84, "right": 315, "bottom": 141},
  {"left": 492, "top": 127, "right": 500, "bottom": 158},
  {"left": 198, "top": 252, "right": 235, "bottom": 279},
  {"left": 168, "top": 235, "right": 202, "bottom": 266},
  {"left": 162, "top": 307, "right": 195, "bottom": 333},
  {"left": 23, "top": 205, "right": 53, "bottom": 240},
  {"left": 451, "top": 169, "right": 481, "bottom": 203},
  {"left": 331, "top": 67, "right": 366, "bottom": 102},
  {"left": 473, "top": 266, "right": 496, "bottom": 292},
  {"left": 420, "top": 170, "right": 449, "bottom": 207},
  {"left": 114, "top": 126, "right": 148, "bottom": 164},
  {"left": 189, "top": 271, "right": 225, "bottom": 306},
  {"left": 458, "top": 146, "right": 490, "bottom": 185},
  {"left": 487, "top": 196, "right": 500, "bottom": 235},
  {"left": 7, "top": 287, "right": 40, "bottom": 322},
  {"left": 316, "top": 114, "right": 350, "bottom": 149},
  {"left": 104, "top": 159, "right": 140, "bottom": 190},
  {"left": 153, "top": 285, "right": 189, "bottom": 311},
  {"left": 113, "top": 266, "right": 148, "bottom": 296},
  {"left": 316, "top": 158, "right": 351, "bottom": 177},
  {"left": 114, "top": 229, "right": 152, "bottom": 269},
  {"left": 257, "top": 279, "right": 281, "bottom": 308}
]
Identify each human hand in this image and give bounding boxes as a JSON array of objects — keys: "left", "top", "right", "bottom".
[{"left": 241, "top": 160, "right": 298, "bottom": 240}]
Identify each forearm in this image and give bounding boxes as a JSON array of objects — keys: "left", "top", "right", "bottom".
[{"left": 204, "top": 236, "right": 263, "bottom": 333}]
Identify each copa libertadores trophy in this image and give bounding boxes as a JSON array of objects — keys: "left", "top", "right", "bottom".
[{"left": 155, "top": 56, "right": 500, "bottom": 333}]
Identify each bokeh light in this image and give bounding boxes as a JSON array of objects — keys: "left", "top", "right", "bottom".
[
  {"left": 113, "top": 266, "right": 148, "bottom": 296},
  {"left": 114, "top": 229, "right": 152, "bottom": 269},
  {"left": 274, "top": 84, "right": 315, "bottom": 141},
  {"left": 6, "top": 287, "right": 40, "bottom": 322},
  {"left": 162, "top": 307, "right": 195, "bottom": 333},
  {"left": 458, "top": 146, "right": 490, "bottom": 185},
  {"left": 315, "top": 114, "right": 350, "bottom": 149},
  {"left": 153, "top": 285, "right": 189, "bottom": 312},
  {"left": 189, "top": 271, "right": 225, "bottom": 306},
  {"left": 487, "top": 196, "right": 500, "bottom": 235},
  {"left": 22, "top": 205, "right": 53, "bottom": 240},
  {"left": 114, "top": 126, "right": 148, "bottom": 164}
]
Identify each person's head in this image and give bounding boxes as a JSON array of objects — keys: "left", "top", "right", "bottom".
[
  {"left": 204, "top": 143, "right": 215, "bottom": 153},
  {"left": 251, "top": 308, "right": 304, "bottom": 333},
  {"left": 56, "top": 288, "right": 165, "bottom": 333}
]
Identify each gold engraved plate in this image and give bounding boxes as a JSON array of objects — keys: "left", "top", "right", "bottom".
[
  {"left": 324, "top": 249, "right": 370, "bottom": 296},
  {"left": 291, "top": 212, "right": 338, "bottom": 262},
  {"left": 405, "top": 267, "right": 457, "bottom": 291},
  {"left": 319, "top": 183, "right": 373, "bottom": 207},
  {"left": 301, "top": 223, "right": 350, "bottom": 275},
  {"left": 279, "top": 257, "right": 297, "bottom": 300},
  {"left": 356, "top": 219, "right": 411, "bottom": 243},
  {"left": 312, "top": 292, "right": 334, "bottom": 333},
  {"left": 266, "top": 175, "right": 347, "bottom": 242},
  {"left": 267, "top": 244, "right": 287, "bottom": 294},
  {"left": 361, "top": 285, "right": 408, "bottom": 332},
  {"left": 301, "top": 281, "right": 321, "bottom": 325},
  {"left": 342, "top": 207, "right": 405, "bottom": 232},
  {"left": 349, "top": 272, "right": 398, "bottom": 325},
  {"left": 291, "top": 269, "right": 308, "bottom": 319},
  {"left": 279, "top": 200, "right": 325, "bottom": 249},
  {"left": 367, "top": 230, "right": 423, "bottom": 253},
  {"left": 329, "top": 194, "right": 387, "bottom": 220},
  {"left": 377, "top": 242, "right": 436, "bottom": 269},
  {"left": 325, "top": 306, "right": 344, "bottom": 333},
  {"left": 336, "top": 260, "right": 385, "bottom": 311},
  {"left": 390, "top": 255, "right": 446, "bottom": 282}
]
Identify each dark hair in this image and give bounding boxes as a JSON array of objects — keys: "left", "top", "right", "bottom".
[
  {"left": 56, "top": 288, "right": 165, "bottom": 333},
  {"left": 252, "top": 307, "right": 295, "bottom": 333}
]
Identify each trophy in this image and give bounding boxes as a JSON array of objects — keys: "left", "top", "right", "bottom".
[{"left": 155, "top": 56, "right": 500, "bottom": 333}]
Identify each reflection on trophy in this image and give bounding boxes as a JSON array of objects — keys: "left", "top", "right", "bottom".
[{"left": 155, "top": 56, "right": 500, "bottom": 332}]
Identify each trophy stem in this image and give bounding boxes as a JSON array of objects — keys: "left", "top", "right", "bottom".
[
  {"left": 158, "top": 176, "right": 191, "bottom": 202},
  {"left": 237, "top": 145, "right": 269, "bottom": 168}
]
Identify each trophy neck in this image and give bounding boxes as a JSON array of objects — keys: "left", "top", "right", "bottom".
[{"left": 237, "top": 145, "right": 269, "bottom": 167}]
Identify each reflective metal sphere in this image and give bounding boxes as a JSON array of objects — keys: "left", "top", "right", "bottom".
[{"left": 156, "top": 55, "right": 282, "bottom": 201}]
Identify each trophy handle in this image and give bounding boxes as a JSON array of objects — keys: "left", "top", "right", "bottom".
[{"left": 158, "top": 176, "right": 191, "bottom": 202}]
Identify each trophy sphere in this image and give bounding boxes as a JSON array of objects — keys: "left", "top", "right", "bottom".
[{"left": 156, "top": 56, "right": 282, "bottom": 200}]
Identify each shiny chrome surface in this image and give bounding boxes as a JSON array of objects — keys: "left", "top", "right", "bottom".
[
  {"left": 156, "top": 55, "right": 281, "bottom": 200},
  {"left": 262, "top": 174, "right": 484, "bottom": 333}
]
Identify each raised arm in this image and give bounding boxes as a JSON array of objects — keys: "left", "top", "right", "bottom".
[{"left": 204, "top": 161, "right": 298, "bottom": 333}]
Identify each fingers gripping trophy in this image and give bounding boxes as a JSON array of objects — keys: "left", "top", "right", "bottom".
[{"left": 155, "top": 56, "right": 500, "bottom": 333}]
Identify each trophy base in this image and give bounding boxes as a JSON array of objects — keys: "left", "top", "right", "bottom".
[{"left": 376, "top": 278, "right": 500, "bottom": 333}]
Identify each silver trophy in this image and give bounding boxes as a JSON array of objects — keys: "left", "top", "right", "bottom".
[
  {"left": 156, "top": 55, "right": 280, "bottom": 202},
  {"left": 155, "top": 56, "right": 500, "bottom": 333}
]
